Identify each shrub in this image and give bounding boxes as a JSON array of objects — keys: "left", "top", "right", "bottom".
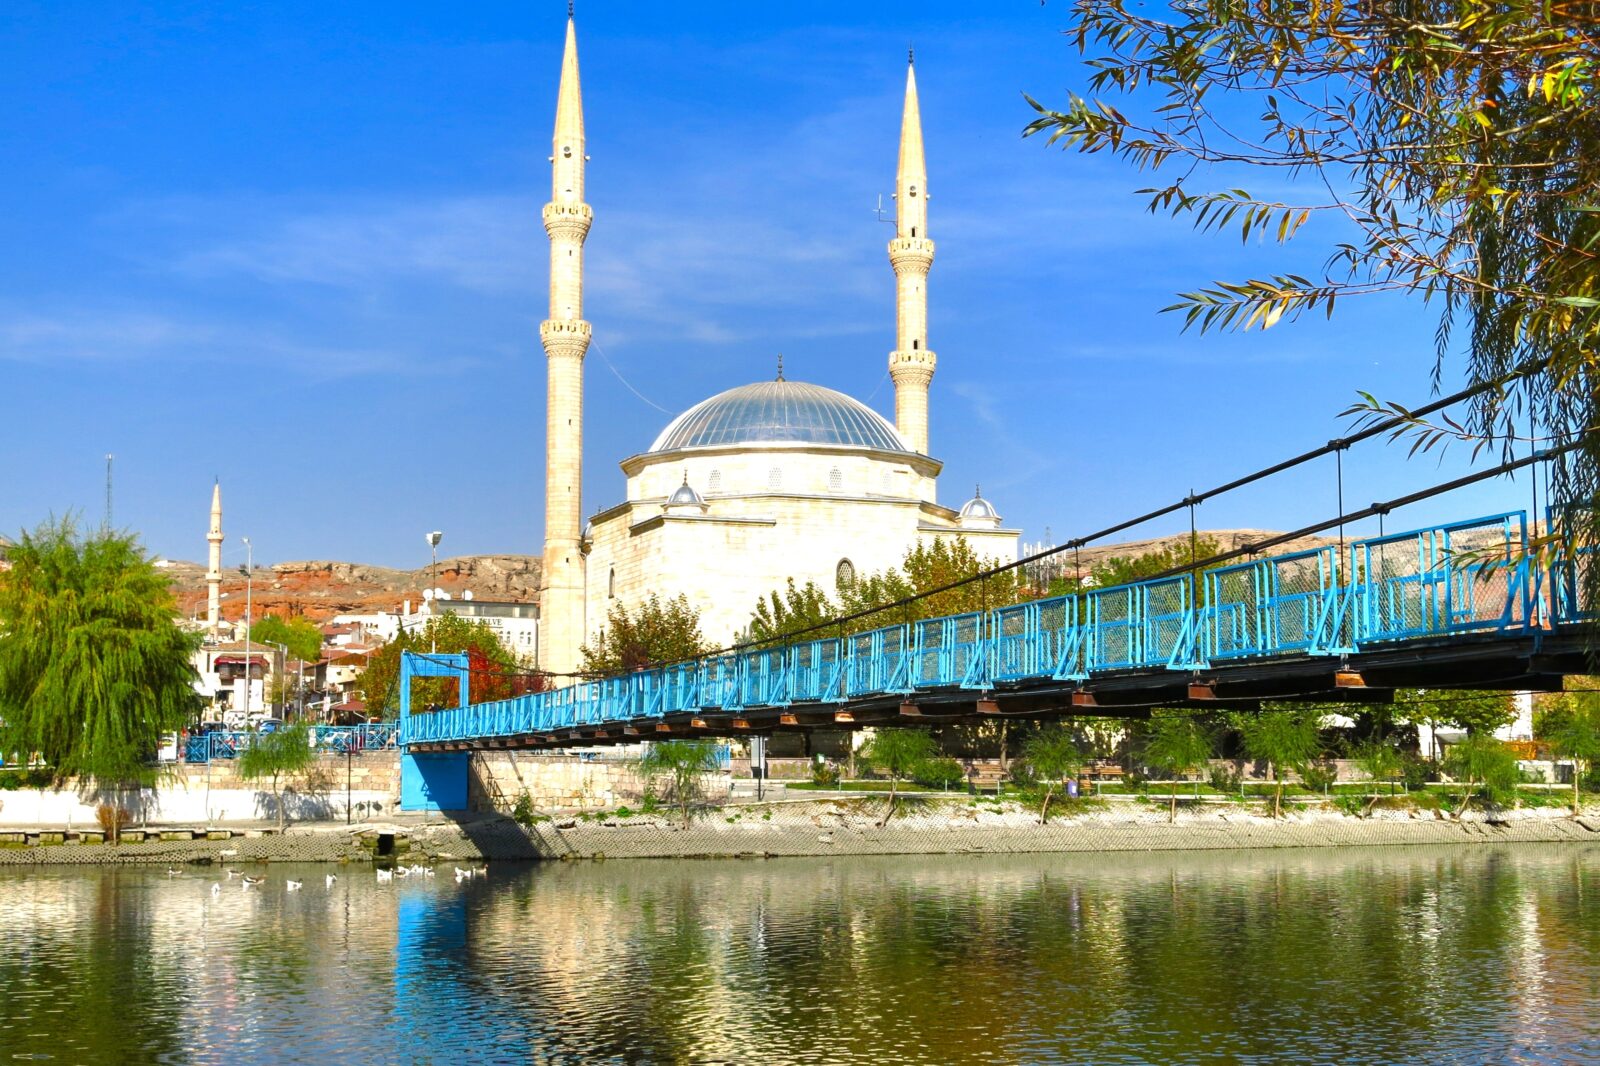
[
  {"left": 1208, "top": 763, "right": 1244, "bottom": 795},
  {"left": 1402, "top": 755, "right": 1438, "bottom": 792},
  {"left": 811, "top": 760, "right": 842, "bottom": 788},
  {"left": 912, "top": 757, "right": 966, "bottom": 791},
  {"left": 1301, "top": 761, "right": 1338, "bottom": 795},
  {"left": 511, "top": 790, "right": 537, "bottom": 827}
]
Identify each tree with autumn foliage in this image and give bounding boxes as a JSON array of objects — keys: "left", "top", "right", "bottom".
[
  {"left": 581, "top": 594, "right": 709, "bottom": 675},
  {"left": 357, "top": 614, "right": 524, "bottom": 718}
]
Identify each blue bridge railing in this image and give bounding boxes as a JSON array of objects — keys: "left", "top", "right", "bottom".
[
  {"left": 404, "top": 509, "right": 1585, "bottom": 748},
  {"left": 184, "top": 724, "right": 398, "bottom": 764}
]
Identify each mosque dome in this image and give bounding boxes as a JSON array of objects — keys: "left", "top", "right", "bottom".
[
  {"left": 959, "top": 487, "right": 1002, "bottom": 528},
  {"left": 648, "top": 380, "right": 913, "bottom": 455},
  {"left": 665, "top": 476, "right": 706, "bottom": 509}
]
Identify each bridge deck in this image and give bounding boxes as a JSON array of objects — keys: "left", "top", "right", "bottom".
[{"left": 401, "top": 509, "right": 1596, "bottom": 752}]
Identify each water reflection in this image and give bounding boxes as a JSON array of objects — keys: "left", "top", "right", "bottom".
[{"left": 1, "top": 846, "right": 1597, "bottom": 1064}]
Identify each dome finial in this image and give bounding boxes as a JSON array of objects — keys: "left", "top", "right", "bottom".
[
  {"left": 776, "top": 353, "right": 784, "bottom": 382},
  {"left": 974, "top": 483, "right": 981, "bottom": 498},
  {"left": 682, "top": 469, "right": 689, "bottom": 486}
]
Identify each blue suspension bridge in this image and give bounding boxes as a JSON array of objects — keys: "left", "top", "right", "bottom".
[{"left": 393, "top": 376, "right": 1595, "bottom": 809}]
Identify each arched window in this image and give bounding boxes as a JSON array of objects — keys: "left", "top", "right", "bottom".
[
  {"left": 608, "top": 568, "right": 616, "bottom": 599},
  {"left": 836, "top": 558, "right": 855, "bottom": 589},
  {"left": 828, "top": 466, "right": 843, "bottom": 491}
]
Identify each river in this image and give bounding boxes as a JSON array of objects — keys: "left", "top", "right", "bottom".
[{"left": 1, "top": 845, "right": 1597, "bottom": 1064}]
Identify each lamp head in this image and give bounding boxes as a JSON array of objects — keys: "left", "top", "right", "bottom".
[{"left": 426, "top": 531, "right": 443, "bottom": 548}]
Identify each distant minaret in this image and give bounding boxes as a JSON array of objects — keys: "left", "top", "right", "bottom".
[
  {"left": 539, "top": 9, "right": 592, "bottom": 680},
  {"left": 206, "top": 480, "right": 223, "bottom": 633},
  {"left": 888, "top": 52, "right": 935, "bottom": 456}
]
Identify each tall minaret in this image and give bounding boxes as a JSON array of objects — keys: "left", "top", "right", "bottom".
[
  {"left": 888, "top": 52, "right": 935, "bottom": 456},
  {"left": 539, "top": 9, "right": 592, "bottom": 680},
  {"left": 205, "top": 480, "right": 223, "bottom": 633}
]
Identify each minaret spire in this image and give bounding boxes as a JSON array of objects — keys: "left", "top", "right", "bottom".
[
  {"left": 539, "top": 8, "right": 593, "bottom": 681},
  {"left": 888, "top": 54, "right": 935, "bottom": 456},
  {"left": 206, "top": 480, "right": 224, "bottom": 634}
]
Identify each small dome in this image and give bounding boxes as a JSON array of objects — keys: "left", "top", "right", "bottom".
[
  {"left": 665, "top": 473, "right": 706, "bottom": 510},
  {"left": 649, "top": 380, "right": 913, "bottom": 454},
  {"left": 959, "top": 486, "right": 1001, "bottom": 528}
]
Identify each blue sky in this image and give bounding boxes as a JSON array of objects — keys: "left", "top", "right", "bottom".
[{"left": 0, "top": 1, "right": 1535, "bottom": 569}]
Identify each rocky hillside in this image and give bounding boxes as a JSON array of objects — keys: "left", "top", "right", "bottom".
[
  {"left": 164, "top": 554, "right": 541, "bottom": 623},
  {"left": 159, "top": 527, "right": 1332, "bottom": 625}
]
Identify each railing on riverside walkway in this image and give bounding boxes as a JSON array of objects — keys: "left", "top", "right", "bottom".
[
  {"left": 403, "top": 509, "right": 1585, "bottom": 748},
  {"left": 184, "top": 724, "right": 398, "bottom": 764}
]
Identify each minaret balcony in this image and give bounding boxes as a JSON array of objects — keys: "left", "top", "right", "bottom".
[
  {"left": 542, "top": 201, "right": 594, "bottom": 241},
  {"left": 540, "top": 318, "right": 593, "bottom": 357},
  {"left": 889, "top": 352, "right": 936, "bottom": 380},
  {"left": 888, "top": 237, "right": 935, "bottom": 273}
]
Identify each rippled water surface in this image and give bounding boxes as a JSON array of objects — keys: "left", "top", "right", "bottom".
[{"left": 2, "top": 845, "right": 1599, "bottom": 1064}]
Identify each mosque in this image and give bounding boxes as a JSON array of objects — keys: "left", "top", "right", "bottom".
[{"left": 537, "top": 14, "right": 1020, "bottom": 678}]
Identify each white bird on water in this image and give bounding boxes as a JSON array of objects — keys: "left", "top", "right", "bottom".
[
  {"left": 376, "top": 868, "right": 393, "bottom": 883},
  {"left": 325, "top": 874, "right": 338, "bottom": 888},
  {"left": 286, "top": 880, "right": 303, "bottom": 891},
  {"left": 242, "top": 876, "right": 264, "bottom": 888},
  {"left": 210, "top": 883, "right": 221, "bottom": 896}
]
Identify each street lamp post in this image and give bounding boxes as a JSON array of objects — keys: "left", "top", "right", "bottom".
[
  {"left": 241, "top": 537, "right": 253, "bottom": 727},
  {"left": 426, "top": 531, "right": 443, "bottom": 653}
]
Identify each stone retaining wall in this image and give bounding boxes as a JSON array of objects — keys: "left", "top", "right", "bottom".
[
  {"left": 0, "top": 752, "right": 400, "bottom": 827},
  {"left": 468, "top": 752, "right": 731, "bottom": 813}
]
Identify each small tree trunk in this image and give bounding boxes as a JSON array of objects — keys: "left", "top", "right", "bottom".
[
  {"left": 1169, "top": 789, "right": 1177, "bottom": 823},
  {"left": 1039, "top": 783, "right": 1054, "bottom": 825},
  {"left": 1575, "top": 760, "right": 1583, "bottom": 817}
]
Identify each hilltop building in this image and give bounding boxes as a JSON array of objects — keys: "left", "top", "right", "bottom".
[{"left": 536, "top": 16, "right": 1018, "bottom": 675}]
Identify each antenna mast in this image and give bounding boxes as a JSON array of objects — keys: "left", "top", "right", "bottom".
[{"left": 104, "top": 454, "right": 114, "bottom": 529}]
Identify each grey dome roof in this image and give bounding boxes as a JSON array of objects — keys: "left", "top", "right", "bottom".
[
  {"left": 960, "top": 488, "right": 1001, "bottom": 523},
  {"left": 649, "top": 380, "right": 912, "bottom": 454},
  {"left": 666, "top": 479, "right": 705, "bottom": 507}
]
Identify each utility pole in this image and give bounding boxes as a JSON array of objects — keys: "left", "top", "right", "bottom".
[
  {"left": 426, "top": 531, "right": 443, "bottom": 654},
  {"left": 241, "top": 537, "right": 253, "bottom": 726},
  {"left": 104, "top": 454, "right": 113, "bottom": 530}
]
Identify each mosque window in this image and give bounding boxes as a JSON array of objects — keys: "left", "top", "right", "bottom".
[
  {"left": 608, "top": 568, "right": 616, "bottom": 599},
  {"left": 768, "top": 467, "right": 782, "bottom": 490},
  {"left": 836, "top": 559, "right": 856, "bottom": 589},
  {"left": 828, "top": 466, "right": 842, "bottom": 491},
  {"left": 709, "top": 469, "right": 721, "bottom": 493}
]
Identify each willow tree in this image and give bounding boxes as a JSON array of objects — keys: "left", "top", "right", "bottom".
[
  {"left": 1026, "top": 4, "right": 1600, "bottom": 568},
  {"left": 0, "top": 519, "right": 198, "bottom": 789}
]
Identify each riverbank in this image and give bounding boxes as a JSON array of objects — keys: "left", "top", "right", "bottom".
[{"left": 1, "top": 798, "right": 1597, "bottom": 865}]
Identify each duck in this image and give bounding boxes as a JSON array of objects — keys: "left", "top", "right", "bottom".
[
  {"left": 285, "top": 880, "right": 303, "bottom": 891},
  {"left": 225, "top": 868, "right": 242, "bottom": 879},
  {"left": 211, "top": 883, "right": 221, "bottom": 896},
  {"left": 376, "top": 868, "right": 393, "bottom": 883},
  {"left": 454, "top": 866, "right": 470, "bottom": 882},
  {"left": 242, "top": 875, "right": 264, "bottom": 888},
  {"left": 325, "top": 874, "right": 338, "bottom": 888}
]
